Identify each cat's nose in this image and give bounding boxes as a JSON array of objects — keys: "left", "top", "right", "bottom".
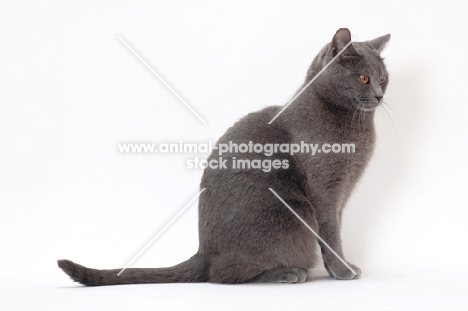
[{"left": 375, "top": 95, "right": 383, "bottom": 102}]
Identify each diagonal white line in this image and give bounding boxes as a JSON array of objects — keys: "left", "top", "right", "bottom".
[
  {"left": 117, "top": 188, "right": 206, "bottom": 276},
  {"left": 268, "top": 39, "right": 355, "bottom": 124},
  {"left": 118, "top": 36, "right": 207, "bottom": 125},
  {"left": 268, "top": 188, "right": 357, "bottom": 276}
]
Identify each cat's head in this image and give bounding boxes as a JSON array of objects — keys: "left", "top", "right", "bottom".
[{"left": 309, "top": 28, "right": 390, "bottom": 112}]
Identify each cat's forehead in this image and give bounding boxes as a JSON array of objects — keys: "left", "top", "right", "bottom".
[{"left": 353, "top": 42, "right": 387, "bottom": 75}]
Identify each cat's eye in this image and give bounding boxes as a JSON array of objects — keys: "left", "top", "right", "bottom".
[
  {"left": 360, "top": 75, "right": 369, "bottom": 85},
  {"left": 380, "top": 76, "right": 387, "bottom": 85}
]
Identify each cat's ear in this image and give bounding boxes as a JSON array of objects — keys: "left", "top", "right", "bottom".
[
  {"left": 367, "top": 34, "right": 391, "bottom": 52},
  {"left": 330, "top": 28, "right": 359, "bottom": 57}
]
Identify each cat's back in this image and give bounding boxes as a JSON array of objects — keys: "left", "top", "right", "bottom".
[
  {"left": 201, "top": 104, "right": 293, "bottom": 186},
  {"left": 218, "top": 105, "right": 287, "bottom": 144}
]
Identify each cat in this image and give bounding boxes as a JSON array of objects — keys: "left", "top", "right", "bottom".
[{"left": 58, "top": 28, "right": 390, "bottom": 285}]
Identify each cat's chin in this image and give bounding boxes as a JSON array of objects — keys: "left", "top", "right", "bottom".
[{"left": 356, "top": 105, "right": 378, "bottom": 112}]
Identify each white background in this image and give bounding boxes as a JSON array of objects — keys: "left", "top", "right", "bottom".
[{"left": 1, "top": 0, "right": 468, "bottom": 310}]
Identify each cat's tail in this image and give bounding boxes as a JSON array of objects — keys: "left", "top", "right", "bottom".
[{"left": 57, "top": 254, "right": 207, "bottom": 286}]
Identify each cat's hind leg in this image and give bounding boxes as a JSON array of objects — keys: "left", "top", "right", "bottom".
[
  {"left": 208, "top": 253, "right": 268, "bottom": 284},
  {"left": 208, "top": 252, "right": 308, "bottom": 284},
  {"left": 249, "top": 267, "right": 308, "bottom": 284}
]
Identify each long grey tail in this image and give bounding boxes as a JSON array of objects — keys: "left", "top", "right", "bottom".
[{"left": 57, "top": 254, "right": 208, "bottom": 286}]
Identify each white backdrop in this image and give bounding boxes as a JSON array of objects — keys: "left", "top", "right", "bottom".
[{"left": 1, "top": 0, "right": 468, "bottom": 310}]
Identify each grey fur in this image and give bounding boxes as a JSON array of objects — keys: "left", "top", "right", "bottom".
[{"left": 58, "top": 28, "right": 390, "bottom": 286}]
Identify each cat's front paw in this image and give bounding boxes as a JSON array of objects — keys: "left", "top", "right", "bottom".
[{"left": 325, "top": 262, "right": 361, "bottom": 280}]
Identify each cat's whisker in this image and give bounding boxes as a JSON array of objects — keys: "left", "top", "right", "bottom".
[
  {"left": 352, "top": 107, "right": 358, "bottom": 126},
  {"left": 381, "top": 99, "right": 403, "bottom": 125},
  {"left": 359, "top": 109, "right": 365, "bottom": 131},
  {"left": 384, "top": 103, "right": 403, "bottom": 121},
  {"left": 382, "top": 97, "right": 403, "bottom": 115},
  {"left": 379, "top": 100, "right": 405, "bottom": 137},
  {"left": 377, "top": 102, "right": 392, "bottom": 133}
]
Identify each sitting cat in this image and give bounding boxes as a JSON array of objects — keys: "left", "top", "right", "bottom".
[{"left": 58, "top": 28, "right": 390, "bottom": 285}]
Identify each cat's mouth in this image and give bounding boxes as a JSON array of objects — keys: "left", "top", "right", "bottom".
[{"left": 354, "top": 97, "right": 382, "bottom": 112}]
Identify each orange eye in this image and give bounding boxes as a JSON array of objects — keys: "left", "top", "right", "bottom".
[
  {"left": 380, "top": 76, "right": 387, "bottom": 85},
  {"left": 360, "top": 75, "right": 369, "bottom": 85}
]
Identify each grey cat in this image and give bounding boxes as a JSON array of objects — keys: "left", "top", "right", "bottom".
[{"left": 58, "top": 28, "right": 390, "bottom": 285}]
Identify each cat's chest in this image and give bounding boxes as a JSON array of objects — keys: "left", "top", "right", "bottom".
[
  {"left": 292, "top": 126, "right": 375, "bottom": 190},
  {"left": 322, "top": 127, "right": 374, "bottom": 174}
]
